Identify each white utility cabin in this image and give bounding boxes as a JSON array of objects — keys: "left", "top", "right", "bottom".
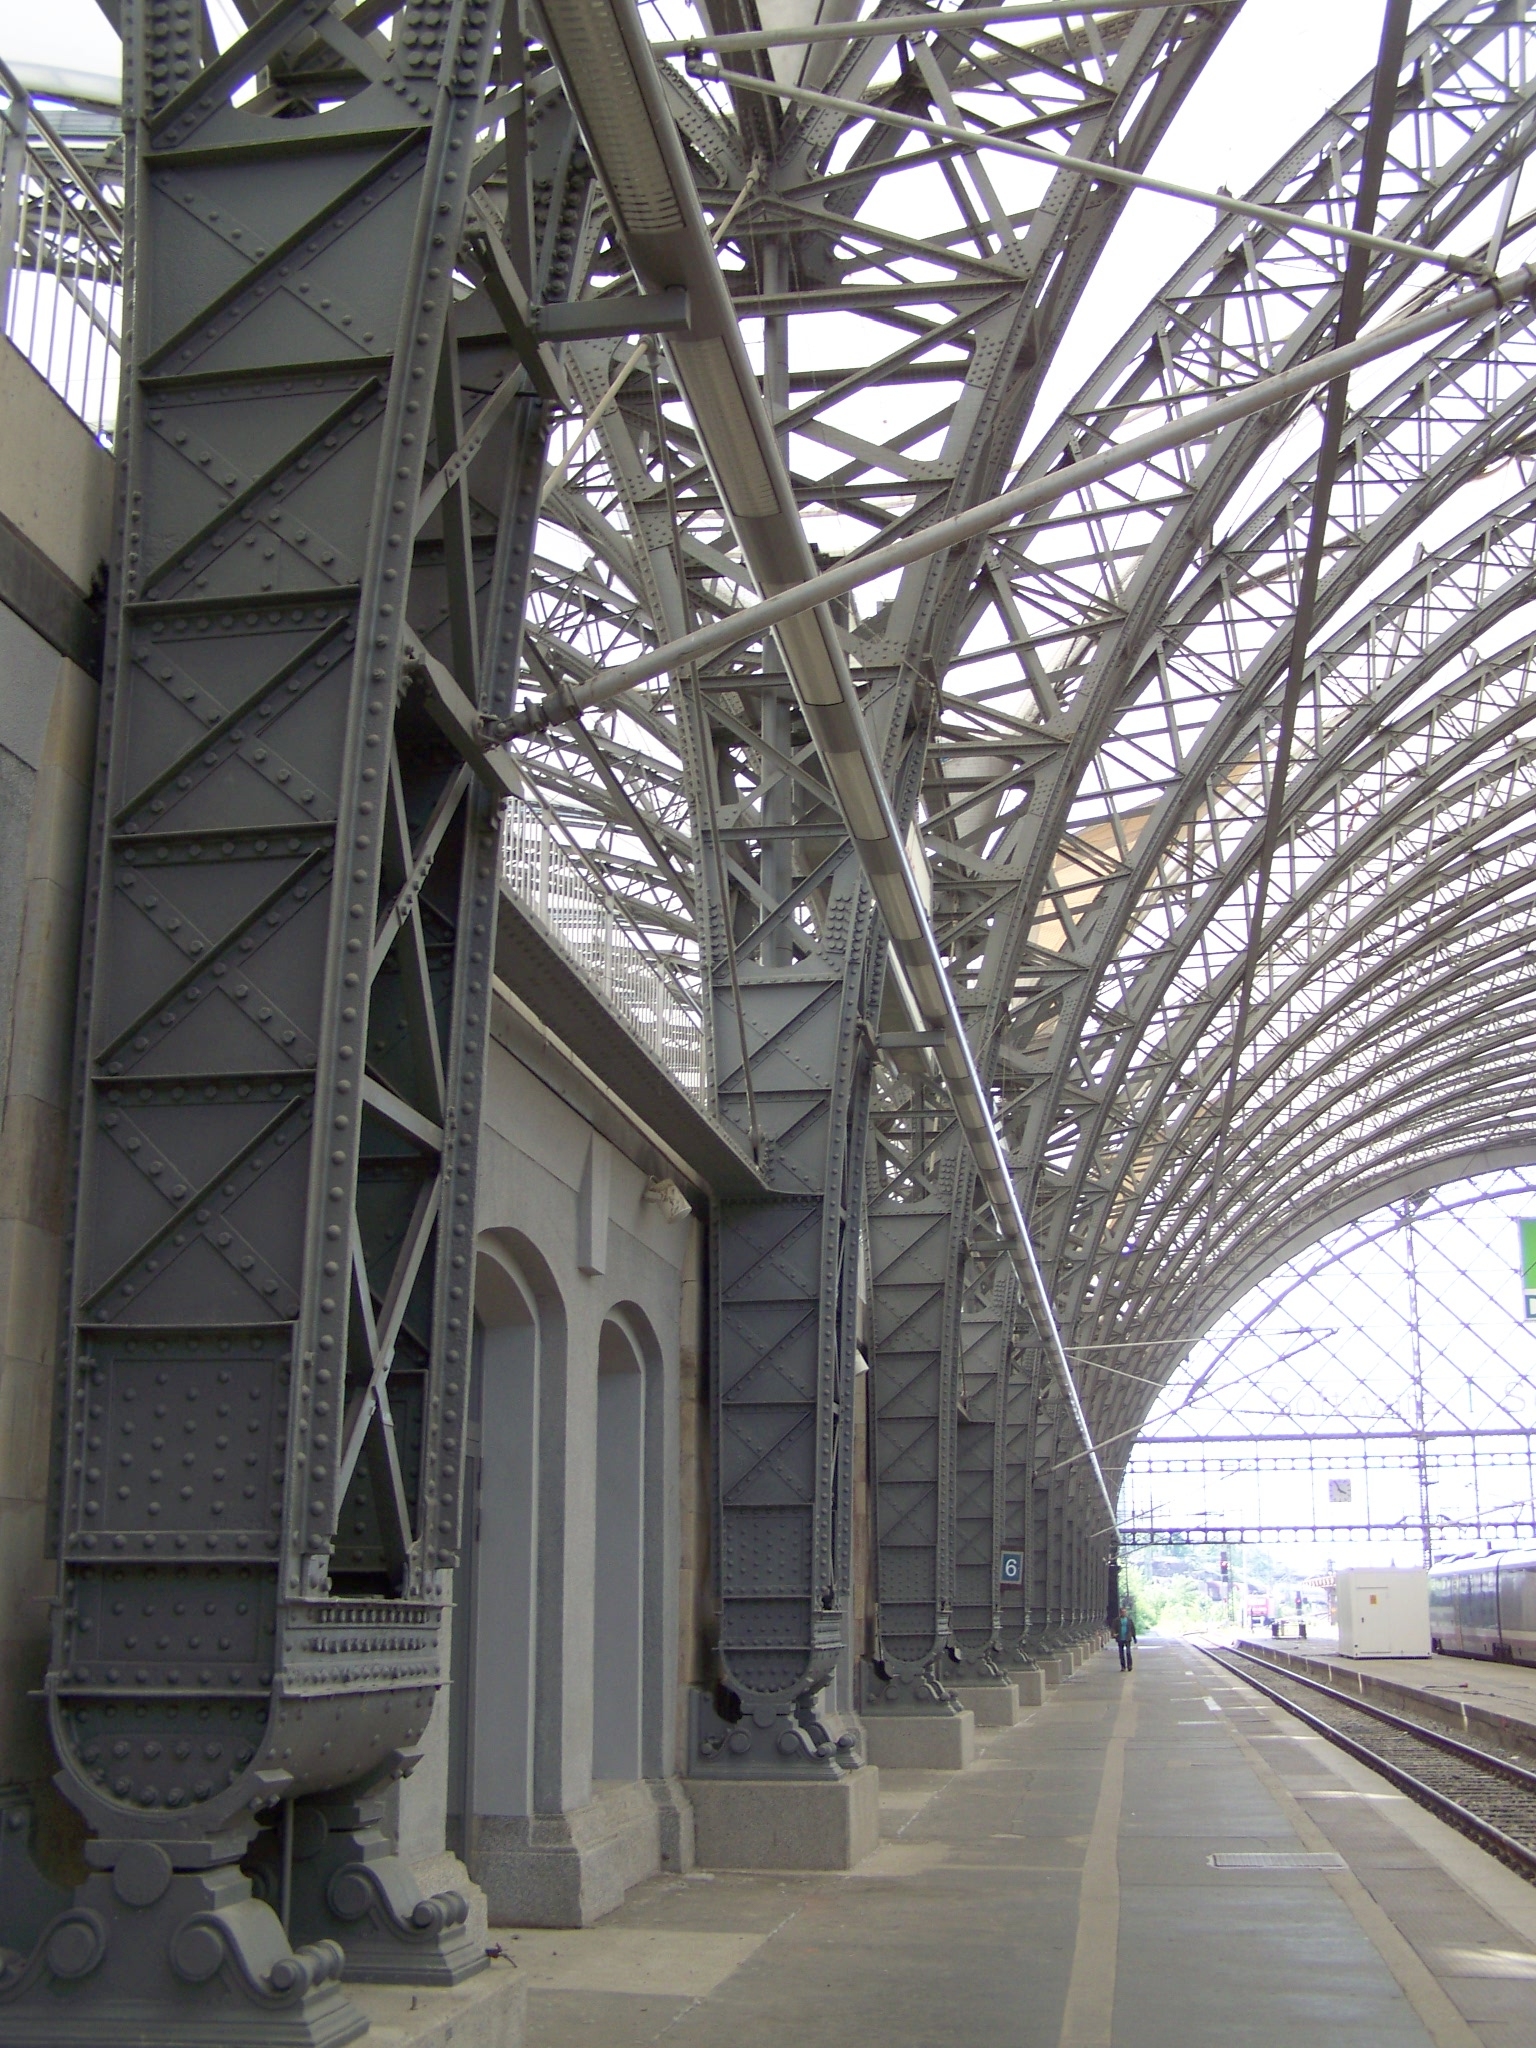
[{"left": 1334, "top": 1568, "right": 1431, "bottom": 1657}]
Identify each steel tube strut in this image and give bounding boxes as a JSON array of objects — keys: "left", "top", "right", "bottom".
[
  {"left": 536, "top": 0, "right": 1116, "bottom": 1525},
  {"left": 684, "top": 62, "right": 1485, "bottom": 281},
  {"left": 502, "top": 264, "right": 1536, "bottom": 736},
  {"left": 650, "top": 1, "right": 1237, "bottom": 57}
]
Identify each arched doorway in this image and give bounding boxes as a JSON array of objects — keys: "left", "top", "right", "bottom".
[{"left": 591, "top": 1315, "right": 644, "bottom": 1782}]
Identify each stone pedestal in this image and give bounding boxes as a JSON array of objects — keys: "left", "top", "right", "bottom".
[
  {"left": 861, "top": 1710, "right": 975, "bottom": 1771},
  {"left": 1037, "top": 1655, "right": 1069, "bottom": 1686},
  {"left": 473, "top": 1780, "right": 683, "bottom": 1929},
  {"left": 950, "top": 1683, "right": 1018, "bottom": 1728},
  {"left": 349, "top": 1963, "right": 524, "bottom": 2048},
  {"left": 1009, "top": 1668, "right": 1046, "bottom": 1708},
  {"left": 271, "top": 1794, "right": 487, "bottom": 1987},
  {"left": 689, "top": 1767, "right": 880, "bottom": 1871}
]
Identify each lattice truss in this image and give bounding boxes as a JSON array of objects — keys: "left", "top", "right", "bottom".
[
  {"left": 513, "top": 0, "right": 1230, "bottom": 1002},
  {"left": 1118, "top": 1169, "right": 1536, "bottom": 1542},
  {"left": 501, "top": 0, "right": 1536, "bottom": 1467}
]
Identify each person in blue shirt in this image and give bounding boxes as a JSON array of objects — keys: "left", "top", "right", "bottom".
[{"left": 1115, "top": 1605, "right": 1137, "bottom": 1671}]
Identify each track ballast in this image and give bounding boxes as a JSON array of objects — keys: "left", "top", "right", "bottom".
[{"left": 1198, "top": 1640, "right": 1536, "bottom": 1881}]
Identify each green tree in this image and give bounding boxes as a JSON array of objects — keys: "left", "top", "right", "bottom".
[{"left": 1125, "top": 1564, "right": 1228, "bottom": 1636}]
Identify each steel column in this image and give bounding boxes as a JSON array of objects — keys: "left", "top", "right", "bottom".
[{"left": 3, "top": 1, "right": 562, "bottom": 2034}]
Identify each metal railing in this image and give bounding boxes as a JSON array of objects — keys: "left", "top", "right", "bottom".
[
  {"left": 0, "top": 59, "right": 121, "bottom": 442},
  {"left": 501, "top": 797, "right": 704, "bottom": 1095}
]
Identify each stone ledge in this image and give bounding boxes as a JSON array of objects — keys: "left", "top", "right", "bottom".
[
  {"left": 689, "top": 1767, "right": 881, "bottom": 1871},
  {"left": 347, "top": 1962, "right": 525, "bottom": 2048}
]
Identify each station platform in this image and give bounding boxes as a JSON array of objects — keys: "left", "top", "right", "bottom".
[
  {"left": 1239, "top": 1633, "right": 1536, "bottom": 1767},
  {"left": 505, "top": 1640, "right": 1536, "bottom": 2047}
]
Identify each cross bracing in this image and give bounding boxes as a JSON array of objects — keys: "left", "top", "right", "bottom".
[
  {"left": 1120, "top": 1170, "right": 1536, "bottom": 1556},
  {"left": 512, "top": 0, "right": 1536, "bottom": 1488},
  {"left": 17, "top": 1, "right": 1536, "bottom": 2025}
]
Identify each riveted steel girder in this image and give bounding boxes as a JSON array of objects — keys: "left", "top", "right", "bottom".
[{"left": 10, "top": 0, "right": 574, "bottom": 2032}]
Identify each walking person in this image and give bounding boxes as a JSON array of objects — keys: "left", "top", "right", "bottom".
[{"left": 1115, "top": 1605, "right": 1137, "bottom": 1672}]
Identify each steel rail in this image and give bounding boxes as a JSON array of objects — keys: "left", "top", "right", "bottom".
[
  {"left": 1200, "top": 1641, "right": 1536, "bottom": 1879},
  {"left": 680, "top": 60, "right": 1486, "bottom": 280},
  {"left": 497, "top": 266, "right": 1536, "bottom": 741}
]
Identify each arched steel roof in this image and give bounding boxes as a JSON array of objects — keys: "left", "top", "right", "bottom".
[{"left": 507, "top": 0, "right": 1536, "bottom": 1466}]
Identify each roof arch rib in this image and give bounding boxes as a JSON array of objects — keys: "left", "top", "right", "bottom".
[
  {"left": 498, "top": 0, "right": 1536, "bottom": 1500},
  {"left": 904, "top": 2, "right": 1536, "bottom": 1462}
]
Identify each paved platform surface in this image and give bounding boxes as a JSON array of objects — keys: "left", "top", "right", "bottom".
[
  {"left": 1240, "top": 1631, "right": 1536, "bottom": 1735},
  {"left": 507, "top": 1640, "right": 1536, "bottom": 2046}
]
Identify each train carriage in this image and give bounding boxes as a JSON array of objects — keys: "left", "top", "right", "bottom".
[{"left": 1430, "top": 1551, "right": 1536, "bottom": 1664}]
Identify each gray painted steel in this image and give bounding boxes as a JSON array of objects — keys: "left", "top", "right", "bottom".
[
  {"left": 1, "top": 0, "right": 577, "bottom": 2033},
  {"left": 8, "top": 2, "right": 1536, "bottom": 2010}
]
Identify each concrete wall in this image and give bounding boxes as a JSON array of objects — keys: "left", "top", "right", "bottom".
[
  {"left": 435, "top": 991, "right": 701, "bottom": 1925},
  {"left": 0, "top": 338, "right": 113, "bottom": 596},
  {"left": 0, "top": 341, "right": 111, "bottom": 1803}
]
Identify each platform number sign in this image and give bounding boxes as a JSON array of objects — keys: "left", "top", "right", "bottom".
[
  {"left": 1520, "top": 1220, "right": 1536, "bottom": 1320},
  {"left": 999, "top": 1551, "right": 1023, "bottom": 1585}
]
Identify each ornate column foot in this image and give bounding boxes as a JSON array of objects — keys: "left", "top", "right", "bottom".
[
  {"left": 948, "top": 1650, "right": 1020, "bottom": 1726},
  {"left": 858, "top": 1663, "right": 960, "bottom": 1717},
  {"left": 263, "top": 1793, "right": 486, "bottom": 1986},
  {"left": 686, "top": 1693, "right": 877, "bottom": 1872},
  {"left": 0, "top": 1835, "right": 363, "bottom": 2048},
  {"left": 858, "top": 1665, "right": 975, "bottom": 1768},
  {"left": 688, "top": 1690, "right": 858, "bottom": 1778},
  {"left": 0, "top": 1791, "right": 71, "bottom": 1961}
]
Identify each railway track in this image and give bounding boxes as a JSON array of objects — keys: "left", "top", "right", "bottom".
[{"left": 1198, "top": 1641, "right": 1536, "bottom": 1881}]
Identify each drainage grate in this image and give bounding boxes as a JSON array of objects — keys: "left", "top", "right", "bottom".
[{"left": 1209, "top": 1852, "right": 1346, "bottom": 1870}]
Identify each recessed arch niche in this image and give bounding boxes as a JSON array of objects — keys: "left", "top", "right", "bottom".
[
  {"left": 591, "top": 1310, "right": 646, "bottom": 1782},
  {"left": 448, "top": 1233, "right": 563, "bottom": 1851}
]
